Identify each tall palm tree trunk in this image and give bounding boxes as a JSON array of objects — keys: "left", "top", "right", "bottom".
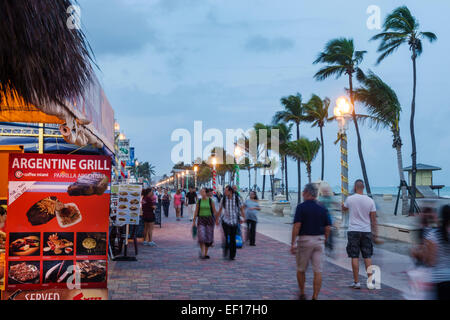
[
  {"left": 253, "top": 167, "right": 257, "bottom": 192},
  {"left": 409, "top": 53, "right": 418, "bottom": 215},
  {"left": 285, "top": 156, "right": 289, "bottom": 201},
  {"left": 262, "top": 168, "right": 266, "bottom": 199},
  {"left": 296, "top": 123, "right": 301, "bottom": 203},
  {"left": 270, "top": 173, "right": 275, "bottom": 201},
  {"left": 280, "top": 156, "right": 285, "bottom": 195},
  {"left": 394, "top": 135, "right": 409, "bottom": 215},
  {"left": 248, "top": 168, "right": 251, "bottom": 195},
  {"left": 319, "top": 126, "right": 325, "bottom": 180},
  {"left": 307, "top": 164, "right": 312, "bottom": 183},
  {"left": 349, "top": 74, "right": 372, "bottom": 196}
]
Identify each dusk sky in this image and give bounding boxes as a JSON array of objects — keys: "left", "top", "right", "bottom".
[{"left": 78, "top": 0, "right": 450, "bottom": 189}]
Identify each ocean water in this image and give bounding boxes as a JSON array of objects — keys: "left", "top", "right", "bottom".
[{"left": 285, "top": 186, "right": 450, "bottom": 198}]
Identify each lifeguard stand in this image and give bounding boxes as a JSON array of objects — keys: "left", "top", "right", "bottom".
[{"left": 403, "top": 163, "right": 443, "bottom": 198}]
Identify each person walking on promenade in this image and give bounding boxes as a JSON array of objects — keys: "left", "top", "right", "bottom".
[
  {"left": 342, "top": 179, "right": 379, "bottom": 289},
  {"left": 192, "top": 188, "right": 218, "bottom": 259},
  {"left": 317, "top": 182, "right": 338, "bottom": 254},
  {"left": 161, "top": 188, "right": 171, "bottom": 218},
  {"left": 186, "top": 186, "right": 198, "bottom": 221},
  {"left": 217, "top": 185, "right": 245, "bottom": 261},
  {"left": 180, "top": 189, "right": 186, "bottom": 218},
  {"left": 290, "top": 183, "right": 331, "bottom": 300},
  {"left": 414, "top": 205, "right": 450, "bottom": 300},
  {"left": 244, "top": 191, "right": 260, "bottom": 246},
  {"left": 142, "top": 188, "right": 157, "bottom": 246},
  {"left": 174, "top": 189, "right": 182, "bottom": 221}
]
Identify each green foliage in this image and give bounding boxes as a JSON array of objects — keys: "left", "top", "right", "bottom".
[
  {"left": 371, "top": 6, "right": 437, "bottom": 63},
  {"left": 354, "top": 69, "right": 401, "bottom": 133},
  {"left": 313, "top": 38, "right": 366, "bottom": 80}
]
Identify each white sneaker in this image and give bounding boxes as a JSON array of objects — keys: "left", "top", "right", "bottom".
[
  {"left": 349, "top": 282, "right": 361, "bottom": 289},
  {"left": 143, "top": 241, "right": 149, "bottom": 246},
  {"left": 149, "top": 241, "right": 157, "bottom": 247}
]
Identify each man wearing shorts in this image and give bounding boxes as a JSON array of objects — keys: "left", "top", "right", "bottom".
[
  {"left": 291, "top": 183, "right": 331, "bottom": 300},
  {"left": 342, "top": 179, "right": 379, "bottom": 289},
  {"left": 186, "top": 187, "right": 198, "bottom": 221}
]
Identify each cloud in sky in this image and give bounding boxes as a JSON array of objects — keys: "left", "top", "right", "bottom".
[
  {"left": 244, "top": 35, "right": 295, "bottom": 53},
  {"left": 78, "top": 0, "right": 450, "bottom": 187}
]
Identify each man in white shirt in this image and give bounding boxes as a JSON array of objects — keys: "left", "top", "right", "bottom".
[{"left": 342, "top": 179, "right": 379, "bottom": 289}]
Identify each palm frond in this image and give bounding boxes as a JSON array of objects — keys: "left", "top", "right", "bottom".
[
  {"left": 372, "top": 6, "right": 436, "bottom": 62},
  {"left": 314, "top": 65, "right": 346, "bottom": 81},
  {"left": 420, "top": 31, "right": 437, "bottom": 42},
  {"left": 0, "top": 0, "right": 95, "bottom": 107},
  {"left": 354, "top": 70, "right": 400, "bottom": 129}
]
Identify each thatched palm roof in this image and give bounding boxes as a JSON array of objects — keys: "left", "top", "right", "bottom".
[{"left": 0, "top": 0, "right": 94, "bottom": 108}]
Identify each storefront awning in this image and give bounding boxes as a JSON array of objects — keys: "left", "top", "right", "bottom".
[{"left": 0, "top": 74, "right": 115, "bottom": 152}]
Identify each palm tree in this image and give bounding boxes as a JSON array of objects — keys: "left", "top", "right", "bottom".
[
  {"left": 354, "top": 70, "right": 409, "bottom": 215},
  {"left": 313, "top": 38, "right": 372, "bottom": 196},
  {"left": 0, "top": 0, "right": 94, "bottom": 107},
  {"left": 304, "top": 94, "right": 330, "bottom": 181},
  {"left": 272, "top": 122, "right": 293, "bottom": 200},
  {"left": 273, "top": 94, "right": 309, "bottom": 203},
  {"left": 252, "top": 123, "right": 272, "bottom": 199},
  {"left": 371, "top": 6, "right": 437, "bottom": 214},
  {"left": 137, "top": 162, "right": 156, "bottom": 185},
  {"left": 285, "top": 138, "right": 321, "bottom": 184}
]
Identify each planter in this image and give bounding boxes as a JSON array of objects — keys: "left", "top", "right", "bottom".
[{"left": 271, "top": 201, "right": 291, "bottom": 217}]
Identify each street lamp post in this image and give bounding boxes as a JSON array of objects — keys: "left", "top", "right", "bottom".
[
  {"left": 234, "top": 144, "right": 242, "bottom": 195},
  {"left": 194, "top": 165, "right": 198, "bottom": 189},
  {"left": 211, "top": 156, "right": 217, "bottom": 195},
  {"left": 181, "top": 172, "right": 185, "bottom": 190},
  {"left": 334, "top": 96, "right": 353, "bottom": 229}
]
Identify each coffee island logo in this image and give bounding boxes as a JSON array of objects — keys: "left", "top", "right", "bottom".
[{"left": 14, "top": 170, "right": 23, "bottom": 179}]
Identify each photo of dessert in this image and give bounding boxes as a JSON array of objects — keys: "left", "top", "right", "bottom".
[{"left": 67, "top": 172, "right": 109, "bottom": 196}]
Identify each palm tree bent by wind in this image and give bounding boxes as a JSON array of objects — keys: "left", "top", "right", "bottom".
[
  {"left": 354, "top": 70, "right": 409, "bottom": 215},
  {"left": 313, "top": 38, "right": 372, "bottom": 196},
  {"left": 371, "top": 6, "right": 437, "bottom": 214}
]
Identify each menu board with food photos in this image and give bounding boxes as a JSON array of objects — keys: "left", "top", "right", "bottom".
[
  {"left": 5, "top": 153, "right": 111, "bottom": 291},
  {"left": 110, "top": 184, "right": 141, "bottom": 226}
]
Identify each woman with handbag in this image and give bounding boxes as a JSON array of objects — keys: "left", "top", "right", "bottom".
[{"left": 192, "top": 188, "right": 218, "bottom": 259}]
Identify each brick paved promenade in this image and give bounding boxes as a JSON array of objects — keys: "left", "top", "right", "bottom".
[{"left": 108, "top": 214, "right": 402, "bottom": 300}]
